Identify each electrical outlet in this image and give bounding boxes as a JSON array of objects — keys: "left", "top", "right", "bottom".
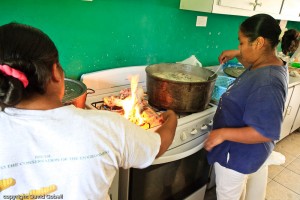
[{"left": 196, "top": 16, "right": 207, "bottom": 27}]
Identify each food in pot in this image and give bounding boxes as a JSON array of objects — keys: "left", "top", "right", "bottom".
[{"left": 152, "top": 71, "right": 206, "bottom": 82}]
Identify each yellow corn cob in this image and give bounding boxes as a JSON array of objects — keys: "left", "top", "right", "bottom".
[
  {"left": 29, "top": 184, "right": 57, "bottom": 196},
  {"left": 16, "top": 184, "right": 58, "bottom": 200},
  {"left": 17, "top": 195, "right": 30, "bottom": 200},
  {"left": 0, "top": 178, "right": 16, "bottom": 191}
]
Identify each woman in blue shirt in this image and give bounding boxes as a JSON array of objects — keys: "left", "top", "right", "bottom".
[{"left": 204, "top": 14, "right": 289, "bottom": 200}]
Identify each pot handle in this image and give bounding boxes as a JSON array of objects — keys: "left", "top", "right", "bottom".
[{"left": 87, "top": 88, "right": 95, "bottom": 95}]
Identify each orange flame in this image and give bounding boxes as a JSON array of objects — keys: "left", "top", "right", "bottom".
[
  {"left": 103, "top": 74, "right": 162, "bottom": 129},
  {"left": 121, "top": 75, "right": 145, "bottom": 125}
]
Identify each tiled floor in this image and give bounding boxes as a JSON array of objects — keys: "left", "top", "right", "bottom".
[
  {"left": 204, "top": 130, "right": 300, "bottom": 200},
  {"left": 267, "top": 130, "right": 300, "bottom": 200}
]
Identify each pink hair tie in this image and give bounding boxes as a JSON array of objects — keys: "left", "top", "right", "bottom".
[{"left": 0, "top": 64, "right": 29, "bottom": 88}]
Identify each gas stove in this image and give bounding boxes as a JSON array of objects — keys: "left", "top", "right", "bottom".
[
  {"left": 81, "top": 65, "right": 217, "bottom": 162},
  {"left": 81, "top": 65, "right": 217, "bottom": 200}
]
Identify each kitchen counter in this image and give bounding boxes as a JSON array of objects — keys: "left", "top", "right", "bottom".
[
  {"left": 206, "top": 65, "right": 300, "bottom": 87},
  {"left": 289, "top": 75, "right": 300, "bottom": 87}
]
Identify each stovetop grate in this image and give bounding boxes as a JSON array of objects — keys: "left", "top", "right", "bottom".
[{"left": 90, "top": 99, "right": 213, "bottom": 119}]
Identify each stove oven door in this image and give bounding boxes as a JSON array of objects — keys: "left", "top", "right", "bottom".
[{"left": 118, "top": 138, "right": 211, "bottom": 200}]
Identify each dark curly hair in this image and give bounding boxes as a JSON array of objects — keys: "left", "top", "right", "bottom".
[
  {"left": 0, "top": 22, "right": 59, "bottom": 107},
  {"left": 281, "top": 29, "right": 299, "bottom": 56}
]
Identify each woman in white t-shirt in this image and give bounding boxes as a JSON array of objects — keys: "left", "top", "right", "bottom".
[{"left": 0, "top": 23, "right": 177, "bottom": 199}]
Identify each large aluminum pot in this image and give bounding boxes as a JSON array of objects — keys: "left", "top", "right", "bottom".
[
  {"left": 62, "top": 78, "right": 94, "bottom": 109},
  {"left": 145, "top": 63, "right": 217, "bottom": 113}
]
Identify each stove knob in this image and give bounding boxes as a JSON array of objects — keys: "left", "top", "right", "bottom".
[
  {"left": 208, "top": 120, "right": 213, "bottom": 126},
  {"left": 180, "top": 132, "right": 187, "bottom": 141},
  {"left": 201, "top": 125, "right": 208, "bottom": 131},
  {"left": 190, "top": 128, "right": 198, "bottom": 135}
]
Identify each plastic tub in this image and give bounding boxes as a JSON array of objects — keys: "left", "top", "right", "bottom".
[
  {"left": 290, "top": 62, "right": 300, "bottom": 68},
  {"left": 211, "top": 76, "right": 236, "bottom": 102}
]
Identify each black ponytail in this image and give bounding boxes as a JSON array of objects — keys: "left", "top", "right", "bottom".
[{"left": 0, "top": 75, "right": 23, "bottom": 106}]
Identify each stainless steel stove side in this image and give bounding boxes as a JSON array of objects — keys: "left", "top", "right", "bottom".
[
  {"left": 118, "top": 167, "right": 208, "bottom": 200},
  {"left": 119, "top": 168, "right": 129, "bottom": 200},
  {"left": 109, "top": 170, "right": 119, "bottom": 200}
]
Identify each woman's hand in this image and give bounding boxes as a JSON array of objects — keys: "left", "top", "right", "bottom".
[
  {"left": 204, "top": 129, "right": 225, "bottom": 152},
  {"left": 160, "top": 110, "right": 177, "bottom": 122},
  {"left": 218, "top": 50, "right": 240, "bottom": 64}
]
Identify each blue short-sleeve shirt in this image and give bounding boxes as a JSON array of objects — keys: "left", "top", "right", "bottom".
[{"left": 207, "top": 65, "right": 288, "bottom": 174}]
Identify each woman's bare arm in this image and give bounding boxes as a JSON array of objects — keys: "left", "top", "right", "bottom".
[
  {"left": 154, "top": 110, "right": 178, "bottom": 158},
  {"left": 204, "top": 126, "right": 271, "bottom": 152}
]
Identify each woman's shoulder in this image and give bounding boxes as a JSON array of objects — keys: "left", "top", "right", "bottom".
[
  {"left": 241, "top": 65, "right": 287, "bottom": 91},
  {"left": 63, "top": 105, "right": 124, "bottom": 121},
  {"left": 251, "top": 64, "right": 287, "bottom": 78}
]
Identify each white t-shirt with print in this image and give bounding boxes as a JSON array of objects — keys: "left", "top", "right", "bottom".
[{"left": 0, "top": 105, "right": 161, "bottom": 199}]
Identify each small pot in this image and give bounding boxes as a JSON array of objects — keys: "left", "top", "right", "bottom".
[{"left": 62, "top": 78, "right": 94, "bottom": 109}]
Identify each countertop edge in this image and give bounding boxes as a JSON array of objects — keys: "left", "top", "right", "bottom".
[{"left": 206, "top": 65, "right": 300, "bottom": 87}]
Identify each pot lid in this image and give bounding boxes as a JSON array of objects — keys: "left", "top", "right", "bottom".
[{"left": 62, "top": 78, "right": 87, "bottom": 103}]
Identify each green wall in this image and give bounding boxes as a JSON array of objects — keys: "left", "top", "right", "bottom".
[
  {"left": 1, "top": 0, "right": 299, "bottom": 79},
  {"left": 287, "top": 21, "right": 300, "bottom": 31}
]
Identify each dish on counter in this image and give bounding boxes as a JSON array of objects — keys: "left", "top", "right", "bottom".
[
  {"left": 223, "top": 67, "right": 246, "bottom": 78},
  {"left": 290, "top": 62, "right": 300, "bottom": 68}
]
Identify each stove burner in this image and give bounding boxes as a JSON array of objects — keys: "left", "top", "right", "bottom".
[
  {"left": 97, "top": 102, "right": 124, "bottom": 114},
  {"left": 91, "top": 100, "right": 161, "bottom": 112},
  {"left": 91, "top": 100, "right": 165, "bottom": 129},
  {"left": 90, "top": 99, "right": 213, "bottom": 120}
]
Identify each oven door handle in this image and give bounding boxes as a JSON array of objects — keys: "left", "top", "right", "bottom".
[{"left": 152, "top": 142, "right": 205, "bottom": 165}]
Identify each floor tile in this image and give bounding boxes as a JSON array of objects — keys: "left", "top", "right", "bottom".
[
  {"left": 282, "top": 132, "right": 300, "bottom": 146},
  {"left": 275, "top": 137, "right": 300, "bottom": 157},
  {"left": 267, "top": 177, "right": 272, "bottom": 183},
  {"left": 268, "top": 165, "right": 285, "bottom": 179},
  {"left": 274, "top": 168, "right": 300, "bottom": 194},
  {"left": 287, "top": 158, "right": 300, "bottom": 175},
  {"left": 266, "top": 180, "right": 300, "bottom": 200}
]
